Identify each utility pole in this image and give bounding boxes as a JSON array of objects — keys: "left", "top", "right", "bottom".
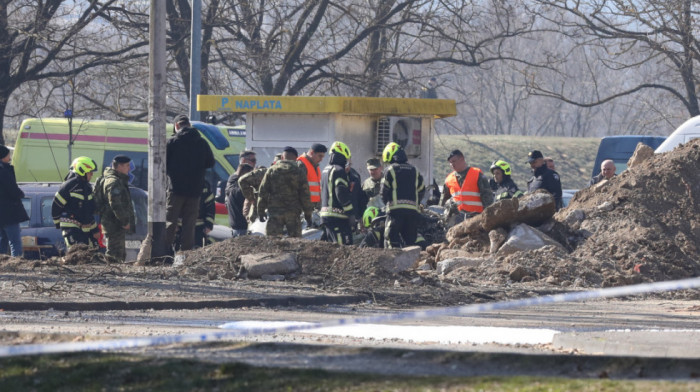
[
  {"left": 149, "top": 0, "right": 167, "bottom": 258},
  {"left": 189, "top": 0, "right": 201, "bottom": 121}
]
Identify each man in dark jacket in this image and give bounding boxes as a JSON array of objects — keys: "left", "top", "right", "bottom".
[
  {"left": 0, "top": 146, "right": 29, "bottom": 256},
  {"left": 381, "top": 142, "right": 425, "bottom": 248},
  {"left": 526, "top": 150, "right": 563, "bottom": 210},
  {"left": 320, "top": 142, "right": 354, "bottom": 245},
  {"left": 589, "top": 159, "right": 616, "bottom": 186},
  {"left": 225, "top": 163, "right": 254, "bottom": 236},
  {"left": 346, "top": 161, "right": 367, "bottom": 228},
  {"left": 257, "top": 147, "right": 312, "bottom": 237},
  {"left": 94, "top": 155, "right": 135, "bottom": 262},
  {"left": 165, "top": 114, "right": 215, "bottom": 252},
  {"left": 52, "top": 156, "right": 100, "bottom": 248}
]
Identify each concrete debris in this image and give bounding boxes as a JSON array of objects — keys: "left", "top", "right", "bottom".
[
  {"left": 381, "top": 245, "right": 421, "bottom": 273},
  {"left": 240, "top": 252, "right": 300, "bottom": 279},
  {"left": 436, "top": 249, "right": 473, "bottom": 262},
  {"left": 497, "top": 223, "right": 566, "bottom": 256},
  {"left": 437, "top": 257, "right": 481, "bottom": 275}
]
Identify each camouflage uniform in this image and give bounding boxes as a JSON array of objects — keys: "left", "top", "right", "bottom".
[
  {"left": 362, "top": 177, "right": 384, "bottom": 209},
  {"left": 257, "top": 160, "right": 312, "bottom": 237},
  {"left": 238, "top": 167, "right": 267, "bottom": 222},
  {"left": 95, "top": 168, "right": 134, "bottom": 262}
]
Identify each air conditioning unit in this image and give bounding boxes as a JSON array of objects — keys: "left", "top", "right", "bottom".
[{"left": 375, "top": 116, "right": 422, "bottom": 157}]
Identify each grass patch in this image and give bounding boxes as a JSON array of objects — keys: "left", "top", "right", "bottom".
[
  {"left": 0, "top": 353, "right": 695, "bottom": 392},
  {"left": 433, "top": 135, "right": 601, "bottom": 189}
]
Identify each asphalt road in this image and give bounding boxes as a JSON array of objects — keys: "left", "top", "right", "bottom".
[{"left": 1, "top": 298, "right": 699, "bottom": 379}]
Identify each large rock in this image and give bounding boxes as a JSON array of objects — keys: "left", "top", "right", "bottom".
[
  {"left": 380, "top": 246, "right": 421, "bottom": 273},
  {"left": 446, "top": 214, "right": 483, "bottom": 242},
  {"left": 497, "top": 223, "right": 566, "bottom": 256},
  {"left": 481, "top": 197, "right": 519, "bottom": 232},
  {"left": 627, "top": 142, "right": 655, "bottom": 169},
  {"left": 437, "top": 257, "right": 482, "bottom": 275},
  {"left": 240, "top": 253, "right": 300, "bottom": 278},
  {"left": 516, "top": 191, "right": 556, "bottom": 226}
]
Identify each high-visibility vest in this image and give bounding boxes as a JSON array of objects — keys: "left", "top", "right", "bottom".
[
  {"left": 445, "top": 168, "right": 484, "bottom": 213},
  {"left": 298, "top": 155, "right": 321, "bottom": 203}
]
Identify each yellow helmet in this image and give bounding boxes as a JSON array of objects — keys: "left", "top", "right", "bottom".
[
  {"left": 490, "top": 159, "right": 512, "bottom": 176},
  {"left": 362, "top": 206, "right": 380, "bottom": 228},
  {"left": 382, "top": 142, "right": 400, "bottom": 163},
  {"left": 71, "top": 156, "right": 98, "bottom": 177},
  {"left": 330, "top": 141, "right": 351, "bottom": 159}
]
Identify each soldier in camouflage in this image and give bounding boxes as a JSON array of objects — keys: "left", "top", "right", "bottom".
[
  {"left": 238, "top": 153, "right": 281, "bottom": 223},
  {"left": 362, "top": 157, "right": 384, "bottom": 210},
  {"left": 95, "top": 155, "right": 135, "bottom": 262},
  {"left": 257, "top": 147, "right": 312, "bottom": 237}
]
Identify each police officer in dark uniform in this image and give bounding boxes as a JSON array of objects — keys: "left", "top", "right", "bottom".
[
  {"left": 526, "top": 150, "right": 563, "bottom": 210},
  {"left": 381, "top": 142, "right": 425, "bottom": 248}
]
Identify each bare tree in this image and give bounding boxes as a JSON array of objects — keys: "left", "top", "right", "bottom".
[
  {"left": 527, "top": 0, "right": 700, "bottom": 120},
  {"left": 0, "top": 0, "right": 148, "bottom": 144}
]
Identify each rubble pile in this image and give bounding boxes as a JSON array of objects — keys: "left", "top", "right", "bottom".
[{"left": 425, "top": 139, "right": 700, "bottom": 289}]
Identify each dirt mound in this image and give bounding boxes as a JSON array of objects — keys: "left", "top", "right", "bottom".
[
  {"left": 418, "top": 139, "right": 700, "bottom": 292},
  {"left": 552, "top": 138, "right": 700, "bottom": 286},
  {"left": 176, "top": 236, "right": 406, "bottom": 289}
]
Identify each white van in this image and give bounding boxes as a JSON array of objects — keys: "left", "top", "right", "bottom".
[{"left": 655, "top": 115, "right": 700, "bottom": 153}]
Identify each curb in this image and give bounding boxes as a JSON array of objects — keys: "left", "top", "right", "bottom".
[{"left": 0, "top": 294, "right": 368, "bottom": 312}]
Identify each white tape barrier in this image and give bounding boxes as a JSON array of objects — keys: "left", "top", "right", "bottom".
[{"left": 0, "top": 277, "right": 698, "bottom": 357}]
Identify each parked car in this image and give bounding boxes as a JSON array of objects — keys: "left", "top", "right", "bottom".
[
  {"left": 562, "top": 189, "right": 578, "bottom": 208},
  {"left": 17, "top": 182, "right": 148, "bottom": 260},
  {"left": 655, "top": 115, "right": 700, "bottom": 153}
]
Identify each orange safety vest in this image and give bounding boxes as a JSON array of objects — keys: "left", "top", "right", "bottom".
[
  {"left": 445, "top": 167, "right": 484, "bottom": 213},
  {"left": 298, "top": 155, "right": 321, "bottom": 203}
]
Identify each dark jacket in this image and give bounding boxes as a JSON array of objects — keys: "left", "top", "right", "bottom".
[
  {"left": 320, "top": 152, "right": 353, "bottom": 219},
  {"left": 589, "top": 173, "right": 616, "bottom": 187},
  {"left": 527, "top": 165, "right": 563, "bottom": 209},
  {"left": 225, "top": 172, "right": 247, "bottom": 230},
  {"left": 166, "top": 127, "right": 215, "bottom": 197},
  {"left": 381, "top": 150, "right": 425, "bottom": 212},
  {"left": 348, "top": 167, "right": 367, "bottom": 219},
  {"left": 0, "top": 161, "right": 29, "bottom": 226},
  {"left": 492, "top": 176, "right": 522, "bottom": 201},
  {"left": 52, "top": 172, "right": 98, "bottom": 232}
]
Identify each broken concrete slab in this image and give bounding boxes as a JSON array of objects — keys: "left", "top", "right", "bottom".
[
  {"left": 497, "top": 223, "right": 566, "bottom": 256},
  {"left": 437, "top": 257, "right": 482, "bottom": 275},
  {"left": 380, "top": 245, "right": 421, "bottom": 273},
  {"left": 240, "top": 253, "right": 300, "bottom": 278}
]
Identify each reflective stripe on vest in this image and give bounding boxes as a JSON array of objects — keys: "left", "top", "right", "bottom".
[
  {"left": 445, "top": 168, "right": 484, "bottom": 213},
  {"left": 298, "top": 155, "right": 321, "bottom": 202}
]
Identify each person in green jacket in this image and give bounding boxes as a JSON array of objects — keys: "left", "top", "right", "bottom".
[{"left": 95, "top": 155, "right": 135, "bottom": 262}]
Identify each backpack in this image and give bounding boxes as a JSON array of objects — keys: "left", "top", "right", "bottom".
[{"left": 93, "top": 175, "right": 108, "bottom": 216}]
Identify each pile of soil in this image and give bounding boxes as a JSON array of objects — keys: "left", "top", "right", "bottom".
[{"left": 432, "top": 139, "right": 700, "bottom": 291}]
